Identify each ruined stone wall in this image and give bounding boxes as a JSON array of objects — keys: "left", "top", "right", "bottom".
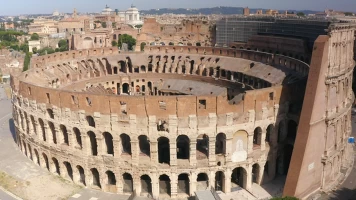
[{"left": 284, "top": 24, "right": 355, "bottom": 199}]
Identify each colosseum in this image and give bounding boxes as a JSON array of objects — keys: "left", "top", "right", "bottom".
[{"left": 10, "top": 23, "right": 355, "bottom": 199}]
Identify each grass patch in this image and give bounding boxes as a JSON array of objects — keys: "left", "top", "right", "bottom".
[{"left": 0, "top": 171, "right": 27, "bottom": 199}]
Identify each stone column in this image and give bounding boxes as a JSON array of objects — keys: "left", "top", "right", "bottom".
[
  {"left": 134, "top": 175, "right": 141, "bottom": 195},
  {"left": 246, "top": 164, "right": 252, "bottom": 190},
  {"left": 96, "top": 137, "right": 103, "bottom": 156},
  {"left": 45, "top": 124, "right": 53, "bottom": 145},
  {"left": 113, "top": 139, "right": 120, "bottom": 158},
  {"left": 151, "top": 141, "right": 158, "bottom": 165},
  {"left": 209, "top": 171, "right": 215, "bottom": 189},
  {"left": 152, "top": 173, "right": 159, "bottom": 199},
  {"left": 34, "top": 120, "right": 41, "bottom": 140},
  {"left": 131, "top": 140, "right": 139, "bottom": 166},
  {"left": 247, "top": 135, "right": 254, "bottom": 154},
  {"left": 170, "top": 174, "right": 178, "bottom": 199},
  {"left": 226, "top": 137, "right": 232, "bottom": 163},
  {"left": 190, "top": 141, "right": 197, "bottom": 166},
  {"left": 190, "top": 173, "right": 197, "bottom": 196},
  {"left": 225, "top": 169, "right": 232, "bottom": 193},
  {"left": 117, "top": 175, "right": 123, "bottom": 194},
  {"left": 258, "top": 163, "right": 265, "bottom": 185},
  {"left": 170, "top": 141, "right": 177, "bottom": 166},
  {"left": 261, "top": 130, "right": 267, "bottom": 151},
  {"left": 81, "top": 134, "right": 91, "bottom": 156},
  {"left": 209, "top": 137, "right": 216, "bottom": 166}
]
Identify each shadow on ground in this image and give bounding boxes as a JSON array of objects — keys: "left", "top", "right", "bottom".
[
  {"left": 328, "top": 187, "right": 356, "bottom": 200},
  {"left": 8, "top": 118, "right": 16, "bottom": 143}
]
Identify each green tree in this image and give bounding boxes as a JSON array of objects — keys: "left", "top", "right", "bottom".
[
  {"left": 297, "top": 12, "right": 305, "bottom": 17},
  {"left": 117, "top": 34, "right": 136, "bottom": 51},
  {"left": 58, "top": 39, "right": 68, "bottom": 52},
  {"left": 32, "top": 47, "right": 37, "bottom": 54},
  {"left": 20, "top": 43, "right": 29, "bottom": 53},
  {"left": 101, "top": 22, "right": 107, "bottom": 28},
  {"left": 345, "top": 12, "right": 354, "bottom": 16},
  {"left": 23, "top": 52, "right": 31, "bottom": 71},
  {"left": 37, "top": 47, "right": 55, "bottom": 56},
  {"left": 111, "top": 40, "right": 117, "bottom": 47},
  {"left": 30, "top": 33, "right": 39, "bottom": 40}
]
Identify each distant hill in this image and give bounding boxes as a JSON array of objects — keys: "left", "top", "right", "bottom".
[{"left": 140, "top": 6, "right": 320, "bottom": 16}]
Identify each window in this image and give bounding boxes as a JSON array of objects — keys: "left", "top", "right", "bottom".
[
  {"left": 86, "top": 97, "right": 92, "bottom": 106},
  {"left": 46, "top": 93, "right": 50, "bottom": 103},
  {"left": 71, "top": 95, "right": 77, "bottom": 105},
  {"left": 159, "top": 101, "right": 166, "bottom": 110},
  {"left": 269, "top": 92, "right": 274, "bottom": 100},
  {"left": 199, "top": 100, "right": 206, "bottom": 109},
  {"left": 28, "top": 87, "right": 31, "bottom": 95}
]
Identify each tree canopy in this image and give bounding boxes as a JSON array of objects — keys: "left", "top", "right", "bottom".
[
  {"left": 270, "top": 196, "right": 299, "bottom": 200},
  {"left": 58, "top": 39, "right": 68, "bottom": 52},
  {"left": 297, "top": 12, "right": 305, "bottom": 17},
  {"left": 30, "top": 33, "right": 39, "bottom": 40},
  {"left": 118, "top": 34, "right": 136, "bottom": 51}
]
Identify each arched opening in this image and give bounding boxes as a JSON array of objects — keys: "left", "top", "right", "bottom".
[
  {"left": 196, "top": 42, "right": 201, "bottom": 46},
  {"left": 158, "top": 137, "right": 170, "bottom": 164},
  {"left": 77, "top": 165, "right": 86, "bottom": 186},
  {"left": 106, "top": 171, "right": 116, "bottom": 185},
  {"left": 231, "top": 167, "right": 247, "bottom": 190},
  {"left": 135, "top": 85, "right": 140, "bottom": 93},
  {"left": 159, "top": 174, "right": 171, "bottom": 197},
  {"left": 266, "top": 124, "right": 273, "bottom": 144},
  {"left": 113, "top": 66, "right": 118, "bottom": 74},
  {"left": 43, "top": 153, "right": 49, "bottom": 170},
  {"left": 39, "top": 119, "right": 46, "bottom": 141},
  {"left": 86, "top": 116, "right": 95, "bottom": 127},
  {"left": 103, "top": 132, "right": 114, "bottom": 155},
  {"left": 215, "top": 133, "right": 226, "bottom": 154},
  {"left": 178, "top": 174, "right": 189, "bottom": 196},
  {"left": 48, "top": 122, "right": 56, "bottom": 144},
  {"left": 123, "top": 173, "right": 133, "bottom": 193},
  {"left": 28, "top": 144, "right": 33, "bottom": 160},
  {"left": 47, "top": 109, "right": 54, "bottom": 119},
  {"left": 140, "top": 175, "right": 152, "bottom": 195},
  {"left": 120, "top": 134, "right": 131, "bottom": 155},
  {"left": 278, "top": 121, "right": 286, "bottom": 143},
  {"left": 287, "top": 120, "right": 298, "bottom": 141},
  {"left": 196, "top": 134, "right": 209, "bottom": 160},
  {"left": 73, "top": 128, "right": 82, "bottom": 149},
  {"left": 140, "top": 42, "right": 146, "bottom": 51},
  {"left": 138, "top": 135, "right": 150, "bottom": 156},
  {"left": 169, "top": 42, "right": 174, "bottom": 46},
  {"left": 215, "top": 171, "right": 225, "bottom": 192},
  {"left": 60, "top": 125, "right": 69, "bottom": 145},
  {"left": 252, "top": 163, "right": 260, "bottom": 184},
  {"left": 122, "top": 83, "right": 130, "bottom": 94},
  {"left": 91, "top": 168, "right": 101, "bottom": 188},
  {"left": 64, "top": 161, "right": 73, "bottom": 181},
  {"left": 140, "top": 65, "right": 146, "bottom": 73},
  {"left": 34, "top": 149, "right": 40, "bottom": 165},
  {"left": 176, "top": 135, "right": 190, "bottom": 160},
  {"left": 253, "top": 127, "right": 262, "bottom": 149},
  {"left": 197, "top": 173, "right": 209, "bottom": 190},
  {"left": 30, "top": 116, "right": 37, "bottom": 135},
  {"left": 52, "top": 157, "right": 60, "bottom": 175},
  {"left": 88, "top": 131, "right": 98, "bottom": 156}
]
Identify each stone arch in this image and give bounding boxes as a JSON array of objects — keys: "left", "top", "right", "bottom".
[
  {"left": 86, "top": 115, "right": 95, "bottom": 127},
  {"left": 34, "top": 149, "right": 40, "bottom": 166},
  {"left": 88, "top": 131, "right": 98, "bottom": 156},
  {"left": 52, "top": 157, "right": 60, "bottom": 175},
  {"left": 91, "top": 168, "right": 101, "bottom": 188},
  {"left": 106, "top": 170, "right": 116, "bottom": 186},
  {"left": 76, "top": 165, "right": 86, "bottom": 186},
  {"left": 197, "top": 173, "right": 209, "bottom": 190},
  {"left": 123, "top": 173, "right": 133, "bottom": 193},
  {"left": 158, "top": 137, "right": 170, "bottom": 164},
  {"left": 253, "top": 127, "right": 262, "bottom": 149},
  {"left": 196, "top": 134, "right": 209, "bottom": 160},
  {"left": 39, "top": 118, "right": 46, "bottom": 141},
  {"left": 42, "top": 153, "right": 49, "bottom": 170},
  {"left": 103, "top": 132, "right": 114, "bottom": 155},
  {"left": 138, "top": 135, "right": 150, "bottom": 156},
  {"left": 178, "top": 173, "right": 189, "bottom": 196},
  {"left": 60, "top": 124, "right": 69, "bottom": 145},
  {"left": 176, "top": 135, "right": 190, "bottom": 160},
  {"left": 215, "top": 171, "right": 225, "bottom": 192},
  {"left": 231, "top": 167, "right": 247, "bottom": 189},
  {"left": 231, "top": 130, "right": 248, "bottom": 163},
  {"left": 266, "top": 124, "right": 274, "bottom": 144},
  {"left": 48, "top": 122, "right": 56, "bottom": 144},
  {"left": 215, "top": 133, "right": 226, "bottom": 154},
  {"left": 140, "top": 175, "right": 152, "bottom": 195},
  {"left": 252, "top": 163, "right": 260, "bottom": 184},
  {"left": 73, "top": 127, "right": 82, "bottom": 149},
  {"left": 47, "top": 108, "right": 54, "bottom": 119},
  {"left": 120, "top": 134, "right": 132, "bottom": 155},
  {"left": 63, "top": 161, "right": 73, "bottom": 181},
  {"left": 159, "top": 174, "right": 171, "bottom": 197}
]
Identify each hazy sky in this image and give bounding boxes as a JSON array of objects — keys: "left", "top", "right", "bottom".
[{"left": 0, "top": 0, "right": 356, "bottom": 15}]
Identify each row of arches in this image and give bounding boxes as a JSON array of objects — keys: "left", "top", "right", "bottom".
[{"left": 19, "top": 138, "right": 264, "bottom": 197}]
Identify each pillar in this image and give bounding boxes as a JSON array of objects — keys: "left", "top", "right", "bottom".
[
  {"left": 226, "top": 137, "right": 232, "bottom": 163},
  {"left": 190, "top": 141, "right": 197, "bottom": 166},
  {"left": 209, "top": 137, "right": 216, "bottom": 166},
  {"left": 170, "top": 141, "right": 177, "bottom": 166},
  {"left": 171, "top": 174, "right": 178, "bottom": 198},
  {"left": 261, "top": 130, "right": 267, "bottom": 151},
  {"left": 225, "top": 169, "right": 232, "bottom": 193},
  {"left": 131, "top": 140, "right": 139, "bottom": 166},
  {"left": 151, "top": 141, "right": 158, "bottom": 165},
  {"left": 152, "top": 174, "right": 159, "bottom": 199},
  {"left": 247, "top": 134, "right": 254, "bottom": 154},
  {"left": 246, "top": 165, "right": 252, "bottom": 190},
  {"left": 190, "top": 173, "right": 197, "bottom": 196}
]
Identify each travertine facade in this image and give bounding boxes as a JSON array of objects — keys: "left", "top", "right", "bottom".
[{"left": 10, "top": 22, "right": 355, "bottom": 200}]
